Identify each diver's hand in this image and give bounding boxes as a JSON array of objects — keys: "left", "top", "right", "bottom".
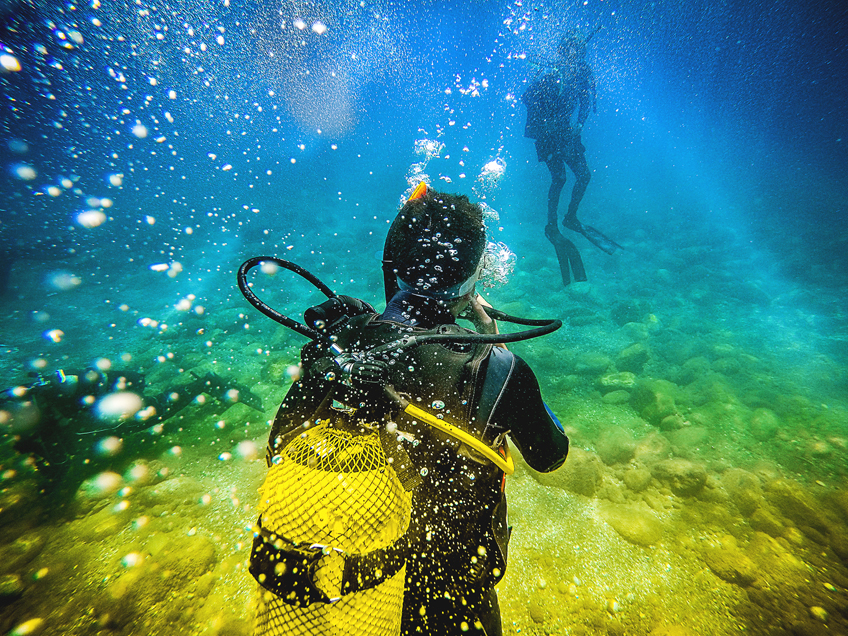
[
  {"left": 470, "top": 295, "right": 507, "bottom": 349},
  {"left": 469, "top": 295, "right": 497, "bottom": 335}
]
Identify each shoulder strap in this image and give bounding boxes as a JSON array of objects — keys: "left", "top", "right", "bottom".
[{"left": 473, "top": 347, "right": 516, "bottom": 442}]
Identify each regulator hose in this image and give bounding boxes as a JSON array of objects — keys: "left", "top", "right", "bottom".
[
  {"left": 237, "top": 256, "right": 335, "bottom": 341},
  {"left": 237, "top": 256, "right": 562, "bottom": 346}
]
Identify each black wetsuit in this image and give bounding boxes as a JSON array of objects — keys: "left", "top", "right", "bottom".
[
  {"left": 522, "top": 61, "right": 596, "bottom": 225},
  {"left": 522, "top": 61, "right": 597, "bottom": 286},
  {"left": 263, "top": 291, "right": 569, "bottom": 635}
]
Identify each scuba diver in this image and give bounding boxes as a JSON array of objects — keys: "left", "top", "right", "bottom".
[
  {"left": 522, "top": 28, "right": 622, "bottom": 286},
  {"left": 1, "top": 367, "right": 263, "bottom": 492},
  {"left": 242, "top": 183, "right": 569, "bottom": 636}
]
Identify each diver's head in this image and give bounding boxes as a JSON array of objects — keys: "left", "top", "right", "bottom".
[
  {"left": 382, "top": 183, "right": 487, "bottom": 305},
  {"left": 557, "top": 30, "right": 587, "bottom": 61}
]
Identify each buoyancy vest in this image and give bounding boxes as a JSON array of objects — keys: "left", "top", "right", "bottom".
[
  {"left": 523, "top": 62, "right": 595, "bottom": 140},
  {"left": 250, "top": 313, "right": 512, "bottom": 634}
]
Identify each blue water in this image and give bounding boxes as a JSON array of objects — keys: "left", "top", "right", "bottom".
[{"left": 1, "top": 1, "right": 847, "bottom": 634}]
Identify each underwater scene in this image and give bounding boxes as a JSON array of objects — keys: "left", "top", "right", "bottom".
[{"left": 1, "top": 0, "right": 847, "bottom": 634}]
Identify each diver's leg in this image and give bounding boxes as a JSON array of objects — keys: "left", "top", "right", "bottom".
[
  {"left": 563, "top": 150, "right": 590, "bottom": 227},
  {"left": 402, "top": 587, "right": 499, "bottom": 636},
  {"left": 0, "top": 255, "right": 12, "bottom": 296},
  {"left": 562, "top": 150, "right": 621, "bottom": 255},
  {"left": 545, "top": 158, "right": 567, "bottom": 227}
]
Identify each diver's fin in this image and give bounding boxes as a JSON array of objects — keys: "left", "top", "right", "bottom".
[
  {"left": 562, "top": 237, "right": 587, "bottom": 281},
  {"left": 551, "top": 236, "right": 571, "bottom": 286},
  {"left": 545, "top": 225, "right": 587, "bottom": 286},
  {"left": 576, "top": 223, "right": 622, "bottom": 255}
]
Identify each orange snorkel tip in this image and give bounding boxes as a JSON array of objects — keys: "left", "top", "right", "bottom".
[{"left": 408, "top": 181, "right": 427, "bottom": 202}]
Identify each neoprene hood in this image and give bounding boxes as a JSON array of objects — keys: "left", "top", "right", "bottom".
[{"left": 382, "top": 186, "right": 486, "bottom": 304}]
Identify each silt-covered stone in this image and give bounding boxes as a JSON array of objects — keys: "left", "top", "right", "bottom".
[
  {"left": 597, "top": 371, "right": 637, "bottom": 394},
  {"left": 617, "top": 342, "right": 649, "bottom": 373},
  {"left": 651, "top": 458, "right": 707, "bottom": 497},
  {"left": 722, "top": 468, "right": 763, "bottom": 517},
  {"left": 633, "top": 379, "right": 679, "bottom": 425}
]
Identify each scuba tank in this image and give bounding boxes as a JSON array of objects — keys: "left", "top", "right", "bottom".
[
  {"left": 238, "top": 256, "right": 561, "bottom": 636},
  {"left": 253, "top": 418, "right": 412, "bottom": 636}
]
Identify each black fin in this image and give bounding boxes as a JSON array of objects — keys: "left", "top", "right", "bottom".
[
  {"left": 545, "top": 225, "right": 587, "bottom": 286},
  {"left": 564, "top": 219, "right": 622, "bottom": 255}
]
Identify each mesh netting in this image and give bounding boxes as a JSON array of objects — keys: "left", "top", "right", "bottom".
[
  {"left": 254, "top": 565, "right": 407, "bottom": 636},
  {"left": 254, "top": 422, "right": 412, "bottom": 636}
]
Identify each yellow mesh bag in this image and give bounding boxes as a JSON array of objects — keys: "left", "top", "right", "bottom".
[{"left": 254, "top": 422, "right": 412, "bottom": 636}]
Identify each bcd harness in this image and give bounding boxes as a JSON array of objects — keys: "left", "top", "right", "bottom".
[{"left": 239, "top": 256, "right": 561, "bottom": 607}]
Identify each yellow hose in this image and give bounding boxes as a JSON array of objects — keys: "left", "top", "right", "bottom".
[{"left": 403, "top": 403, "right": 515, "bottom": 475}]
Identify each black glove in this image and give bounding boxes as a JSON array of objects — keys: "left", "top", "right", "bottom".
[
  {"left": 337, "top": 295, "right": 376, "bottom": 316},
  {"left": 303, "top": 296, "right": 375, "bottom": 335}
]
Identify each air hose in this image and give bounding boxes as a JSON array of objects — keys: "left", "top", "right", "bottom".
[
  {"left": 237, "top": 256, "right": 562, "bottom": 347},
  {"left": 237, "top": 256, "right": 333, "bottom": 340}
]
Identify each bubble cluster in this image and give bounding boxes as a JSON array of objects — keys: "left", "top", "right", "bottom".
[
  {"left": 478, "top": 157, "right": 506, "bottom": 191},
  {"left": 403, "top": 138, "right": 445, "bottom": 201},
  {"left": 479, "top": 241, "right": 516, "bottom": 289}
]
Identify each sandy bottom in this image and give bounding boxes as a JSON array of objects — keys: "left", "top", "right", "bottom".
[{"left": 2, "top": 216, "right": 847, "bottom": 635}]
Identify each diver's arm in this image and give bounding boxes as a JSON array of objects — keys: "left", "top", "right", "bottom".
[
  {"left": 493, "top": 355, "right": 569, "bottom": 472},
  {"left": 468, "top": 294, "right": 505, "bottom": 349},
  {"left": 520, "top": 78, "right": 541, "bottom": 106}
]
